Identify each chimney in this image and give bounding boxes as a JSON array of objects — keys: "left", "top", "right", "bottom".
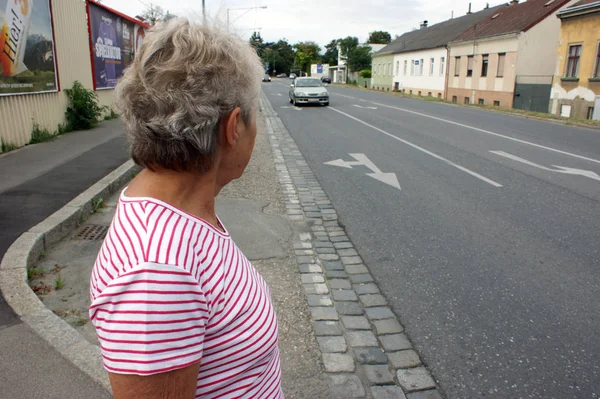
[
  {"left": 467, "top": 3, "right": 472, "bottom": 14},
  {"left": 420, "top": 20, "right": 428, "bottom": 29},
  {"left": 451, "top": 10, "right": 454, "bottom": 19},
  {"left": 510, "top": 0, "right": 519, "bottom": 4},
  {"left": 485, "top": 2, "right": 489, "bottom": 8}
]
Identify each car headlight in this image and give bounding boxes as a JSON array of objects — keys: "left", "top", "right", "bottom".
[
  {"left": 294, "top": 91, "right": 303, "bottom": 96},
  {"left": 321, "top": 92, "right": 329, "bottom": 97}
]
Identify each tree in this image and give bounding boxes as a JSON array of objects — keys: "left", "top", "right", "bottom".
[
  {"left": 249, "top": 31, "right": 266, "bottom": 58},
  {"left": 293, "top": 41, "right": 321, "bottom": 75},
  {"left": 139, "top": 3, "right": 173, "bottom": 26},
  {"left": 322, "top": 39, "right": 339, "bottom": 66},
  {"left": 338, "top": 36, "right": 359, "bottom": 62},
  {"left": 347, "top": 45, "right": 372, "bottom": 72},
  {"left": 368, "top": 31, "right": 392, "bottom": 44}
]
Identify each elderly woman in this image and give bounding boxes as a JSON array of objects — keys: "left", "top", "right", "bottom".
[{"left": 89, "top": 19, "right": 283, "bottom": 398}]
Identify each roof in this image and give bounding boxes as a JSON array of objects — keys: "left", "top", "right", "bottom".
[
  {"left": 557, "top": 0, "right": 600, "bottom": 18},
  {"left": 375, "top": 4, "right": 506, "bottom": 56},
  {"left": 455, "top": 0, "right": 571, "bottom": 42}
]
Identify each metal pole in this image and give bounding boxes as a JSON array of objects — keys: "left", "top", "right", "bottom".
[
  {"left": 202, "top": 0, "right": 206, "bottom": 22},
  {"left": 227, "top": 9, "right": 229, "bottom": 31}
]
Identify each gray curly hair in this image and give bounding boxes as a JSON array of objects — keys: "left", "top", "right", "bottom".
[{"left": 115, "top": 18, "right": 264, "bottom": 173}]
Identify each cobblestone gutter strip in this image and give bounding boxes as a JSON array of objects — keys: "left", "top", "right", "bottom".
[
  {"left": 261, "top": 92, "right": 444, "bottom": 399},
  {"left": 0, "top": 160, "right": 139, "bottom": 393}
]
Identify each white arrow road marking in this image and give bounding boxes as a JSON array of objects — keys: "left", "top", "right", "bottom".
[
  {"left": 490, "top": 151, "right": 600, "bottom": 181},
  {"left": 329, "top": 107, "right": 503, "bottom": 188},
  {"left": 325, "top": 153, "right": 401, "bottom": 190},
  {"left": 353, "top": 104, "right": 378, "bottom": 110}
]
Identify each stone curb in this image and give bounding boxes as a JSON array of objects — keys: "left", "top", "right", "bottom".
[
  {"left": 260, "top": 92, "right": 444, "bottom": 399},
  {"left": 0, "top": 159, "right": 140, "bottom": 393}
]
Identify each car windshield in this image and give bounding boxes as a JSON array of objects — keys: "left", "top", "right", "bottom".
[{"left": 295, "top": 79, "right": 322, "bottom": 87}]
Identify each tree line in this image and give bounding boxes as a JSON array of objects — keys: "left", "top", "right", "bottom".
[{"left": 250, "top": 31, "right": 391, "bottom": 77}]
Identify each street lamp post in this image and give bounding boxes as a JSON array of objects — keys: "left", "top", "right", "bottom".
[{"left": 227, "top": 6, "right": 267, "bottom": 31}]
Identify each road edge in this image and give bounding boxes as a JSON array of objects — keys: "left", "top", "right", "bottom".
[
  {"left": 0, "top": 159, "right": 140, "bottom": 393},
  {"left": 261, "top": 91, "right": 445, "bottom": 398}
]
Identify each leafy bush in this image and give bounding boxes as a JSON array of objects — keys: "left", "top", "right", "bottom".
[
  {"left": 360, "top": 69, "right": 372, "bottom": 79},
  {"left": 65, "top": 81, "right": 105, "bottom": 130},
  {"left": 30, "top": 123, "right": 56, "bottom": 144}
]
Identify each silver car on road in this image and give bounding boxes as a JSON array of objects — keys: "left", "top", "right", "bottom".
[{"left": 289, "top": 77, "right": 329, "bottom": 106}]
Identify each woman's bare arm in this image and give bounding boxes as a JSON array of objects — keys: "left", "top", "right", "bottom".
[{"left": 109, "top": 362, "right": 200, "bottom": 399}]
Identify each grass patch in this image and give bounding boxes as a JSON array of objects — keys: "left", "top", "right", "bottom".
[
  {"left": 54, "top": 275, "right": 65, "bottom": 290},
  {"left": 92, "top": 197, "right": 104, "bottom": 213},
  {"left": 27, "top": 267, "right": 45, "bottom": 280},
  {"left": 1, "top": 140, "right": 19, "bottom": 153},
  {"left": 29, "top": 123, "right": 56, "bottom": 144},
  {"left": 334, "top": 84, "right": 600, "bottom": 129},
  {"left": 103, "top": 108, "right": 119, "bottom": 121}
]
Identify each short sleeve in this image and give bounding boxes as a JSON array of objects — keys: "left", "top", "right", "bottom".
[{"left": 89, "top": 262, "right": 209, "bottom": 375}]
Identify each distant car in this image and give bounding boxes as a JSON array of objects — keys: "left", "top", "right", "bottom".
[
  {"left": 262, "top": 75, "right": 271, "bottom": 82},
  {"left": 289, "top": 73, "right": 297, "bottom": 80},
  {"left": 321, "top": 76, "right": 331, "bottom": 84},
  {"left": 289, "top": 77, "right": 329, "bottom": 106},
  {"left": 276, "top": 73, "right": 287, "bottom": 78}
]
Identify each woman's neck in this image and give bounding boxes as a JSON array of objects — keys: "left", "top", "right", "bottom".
[{"left": 125, "top": 168, "right": 223, "bottom": 231}]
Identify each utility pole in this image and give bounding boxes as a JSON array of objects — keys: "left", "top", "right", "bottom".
[{"left": 202, "top": 0, "right": 206, "bottom": 23}]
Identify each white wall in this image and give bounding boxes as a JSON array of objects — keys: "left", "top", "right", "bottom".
[
  {"left": 392, "top": 47, "right": 448, "bottom": 92},
  {"left": 516, "top": 0, "right": 578, "bottom": 77}
]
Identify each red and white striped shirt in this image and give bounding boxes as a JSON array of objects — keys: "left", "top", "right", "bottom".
[{"left": 89, "top": 191, "right": 283, "bottom": 398}]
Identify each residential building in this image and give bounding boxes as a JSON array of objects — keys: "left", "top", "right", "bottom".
[
  {"left": 550, "top": 0, "right": 600, "bottom": 119},
  {"left": 372, "top": 5, "right": 503, "bottom": 96},
  {"left": 447, "top": 0, "right": 575, "bottom": 111}
]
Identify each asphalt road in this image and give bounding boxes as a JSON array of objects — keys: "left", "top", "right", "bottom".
[{"left": 264, "top": 81, "right": 600, "bottom": 398}]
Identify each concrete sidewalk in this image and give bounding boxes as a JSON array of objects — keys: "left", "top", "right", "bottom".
[{"left": 0, "top": 121, "right": 128, "bottom": 399}]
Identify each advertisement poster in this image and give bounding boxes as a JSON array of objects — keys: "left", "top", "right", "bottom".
[
  {"left": 0, "top": 0, "right": 58, "bottom": 95},
  {"left": 88, "top": 3, "right": 145, "bottom": 89}
]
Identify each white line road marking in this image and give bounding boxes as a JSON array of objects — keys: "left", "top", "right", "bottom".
[
  {"left": 490, "top": 151, "right": 600, "bottom": 181},
  {"left": 332, "top": 93, "right": 357, "bottom": 100},
  {"left": 353, "top": 104, "right": 378, "bottom": 110},
  {"left": 280, "top": 106, "right": 303, "bottom": 111},
  {"left": 270, "top": 93, "right": 282, "bottom": 96},
  {"left": 368, "top": 101, "right": 600, "bottom": 166},
  {"left": 329, "top": 107, "right": 503, "bottom": 188},
  {"left": 325, "top": 153, "right": 401, "bottom": 190}
]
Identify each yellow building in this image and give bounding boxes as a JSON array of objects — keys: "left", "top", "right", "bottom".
[{"left": 550, "top": 0, "right": 600, "bottom": 119}]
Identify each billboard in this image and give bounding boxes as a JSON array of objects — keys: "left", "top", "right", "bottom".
[
  {"left": 0, "top": 0, "right": 58, "bottom": 96},
  {"left": 88, "top": 2, "right": 145, "bottom": 89}
]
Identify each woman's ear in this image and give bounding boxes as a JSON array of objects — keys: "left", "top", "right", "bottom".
[{"left": 223, "top": 107, "right": 242, "bottom": 147}]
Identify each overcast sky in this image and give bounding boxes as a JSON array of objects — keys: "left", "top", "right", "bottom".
[{"left": 102, "top": 0, "right": 497, "bottom": 49}]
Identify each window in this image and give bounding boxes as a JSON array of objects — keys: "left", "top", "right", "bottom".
[
  {"left": 411, "top": 60, "right": 415, "bottom": 76},
  {"left": 493, "top": 100, "right": 500, "bottom": 106},
  {"left": 430, "top": 58, "right": 435, "bottom": 75},
  {"left": 481, "top": 54, "right": 489, "bottom": 77},
  {"left": 420, "top": 59, "right": 424, "bottom": 76},
  {"left": 478, "top": 98, "right": 484, "bottom": 105},
  {"left": 467, "top": 55, "right": 474, "bottom": 77},
  {"left": 440, "top": 57, "right": 445, "bottom": 75},
  {"left": 389, "top": 63, "right": 392, "bottom": 76},
  {"left": 497, "top": 53, "right": 506, "bottom": 77},
  {"left": 396, "top": 61, "right": 400, "bottom": 76},
  {"left": 465, "top": 97, "right": 470, "bottom": 104},
  {"left": 404, "top": 60, "right": 408, "bottom": 75},
  {"left": 594, "top": 42, "right": 600, "bottom": 78},
  {"left": 454, "top": 57, "right": 460, "bottom": 76},
  {"left": 452, "top": 95, "right": 457, "bottom": 103},
  {"left": 566, "top": 44, "right": 582, "bottom": 78}
]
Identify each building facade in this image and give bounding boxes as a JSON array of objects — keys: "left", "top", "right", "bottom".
[
  {"left": 550, "top": 0, "right": 600, "bottom": 119},
  {"left": 371, "top": 5, "right": 504, "bottom": 97},
  {"left": 371, "top": 54, "right": 395, "bottom": 91},
  {"left": 447, "top": 0, "right": 575, "bottom": 112}
]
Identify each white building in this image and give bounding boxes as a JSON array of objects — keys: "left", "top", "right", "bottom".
[{"left": 372, "top": 5, "right": 504, "bottom": 96}]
